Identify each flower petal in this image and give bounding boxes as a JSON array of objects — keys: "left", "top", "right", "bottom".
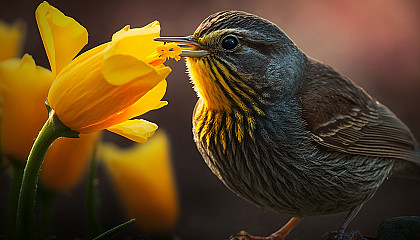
[
  {"left": 103, "top": 52, "right": 171, "bottom": 85},
  {"left": 106, "top": 22, "right": 161, "bottom": 62},
  {"left": 101, "top": 22, "right": 171, "bottom": 86},
  {"left": 35, "top": 1, "right": 88, "bottom": 76},
  {"left": 74, "top": 80, "right": 167, "bottom": 134},
  {"left": 107, "top": 119, "right": 158, "bottom": 143},
  {"left": 74, "top": 81, "right": 167, "bottom": 134},
  {"left": 102, "top": 54, "right": 169, "bottom": 85},
  {"left": 121, "top": 80, "right": 168, "bottom": 118}
]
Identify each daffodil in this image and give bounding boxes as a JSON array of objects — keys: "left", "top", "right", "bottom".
[
  {"left": 15, "top": 2, "right": 179, "bottom": 238},
  {"left": 36, "top": 1, "right": 180, "bottom": 142},
  {"left": 101, "top": 131, "right": 178, "bottom": 234},
  {"left": 0, "top": 20, "right": 25, "bottom": 61}
]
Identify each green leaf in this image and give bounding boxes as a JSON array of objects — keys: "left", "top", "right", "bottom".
[{"left": 92, "top": 219, "right": 136, "bottom": 240}]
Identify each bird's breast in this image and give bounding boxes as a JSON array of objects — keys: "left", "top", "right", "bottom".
[
  {"left": 187, "top": 57, "right": 233, "bottom": 112},
  {"left": 193, "top": 99, "right": 256, "bottom": 151},
  {"left": 186, "top": 56, "right": 266, "bottom": 115}
]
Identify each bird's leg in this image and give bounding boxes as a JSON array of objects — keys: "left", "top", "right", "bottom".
[
  {"left": 231, "top": 217, "right": 302, "bottom": 240},
  {"left": 322, "top": 204, "right": 365, "bottom": 240},
  {"left": 338, "top": 204, "right": 363, "bottom": 234},
  {"left": 269, "top": 217, "right": 302, "bottom": 239}
]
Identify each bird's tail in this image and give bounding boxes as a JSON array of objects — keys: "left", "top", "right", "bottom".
[{"left": 391, "top": 157, "right": 420, "bottom": 180}]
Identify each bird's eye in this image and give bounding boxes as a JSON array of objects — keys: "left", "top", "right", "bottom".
[{"left": 222, "top": 36, "right": 238, "bottom": 50}]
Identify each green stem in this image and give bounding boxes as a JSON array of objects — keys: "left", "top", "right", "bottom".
[
  {"left": 16, "top": 118, "right": 59, "bottom": 239},
  {"left": 16, "top": 114, "right": 77, "bottom": 240},
  {"left": 87, "top": 149, "right": 103, "bottom": 239},
  {"left": 3, "top": 160, "right": 24, "bottom": 239}
]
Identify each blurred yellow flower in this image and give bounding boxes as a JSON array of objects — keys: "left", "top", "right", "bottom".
[
  {"left": 0, "top": 54, "right": 99, "bottom": 191},
  {"left": 0, "top": 55, "right": 52, "bottom": 161},
  {"left": 101, "top": 131, "right": 178, "bottom": 234},
  {"left": 0, "top": 11, "right": 100, "bottom": 193},
  {"left": 36, "top": 1, "right": 179, "bottom": 143},
  {"left": 0, "top": 20, "right": 25, "bottom": 61},
  {"left": 39, "top": 133, "right": 98, "bottom": 192}
]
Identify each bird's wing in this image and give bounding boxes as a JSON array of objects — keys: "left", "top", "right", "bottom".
[{"left": 299, "top": 59, "right": 420, "bottom": 163}]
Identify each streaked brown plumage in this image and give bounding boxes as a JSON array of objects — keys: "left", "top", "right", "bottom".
[{"left": 156, "top": 10, "right": 420, "bottom": 239}]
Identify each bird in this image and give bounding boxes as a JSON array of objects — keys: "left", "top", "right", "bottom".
[{"left": 155, "top": 10, "right": 420, "bottom": 240}]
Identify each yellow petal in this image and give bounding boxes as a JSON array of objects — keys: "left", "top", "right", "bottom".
[
  {"left": 35, "top": 1, "right": 88, "bottom": 76},
  {"left": 100, "top": 131, "right": 178, "bottom": 233},
  {"left": 81, "top": 80, "right": 167, "bottom": 133},
  {"left": 56, "top": 42, "right": 109, "bottom": 78},
  {"left": 102, "top": 54, "right": 154, "bottom": 85},
  {"left": 120, "top": 80, "right": 168, "bottom": 119},
  {"left": 106, "top": 22, "right": 161, "bottom": 62},
  {"left": 106, "top": 119, "right": 158, "bottom": 143},
  {"left": 102, "top": 23, "right": 171, "bottom": 85},
  {"left": 0, "top": 20, "right": 26, "bottom": 61},
  {"left": 74, "top": 80, "right": 167, "bottom": 134}
]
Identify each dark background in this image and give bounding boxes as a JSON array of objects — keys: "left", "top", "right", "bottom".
[{"left": 1, "top": 0, "right": 420, "bottom": 239}]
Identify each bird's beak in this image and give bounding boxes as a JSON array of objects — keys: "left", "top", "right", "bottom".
[{"left": 154, "top": 35, "right": 208, "bottom": 57}]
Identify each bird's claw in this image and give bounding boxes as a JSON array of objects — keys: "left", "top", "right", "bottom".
[
  {"left": 230, "top": 231, "right": 252, "bottom": 240},
  {"left": 321, "top": 230, "right": 365, "bottom": 240},
  {"left": 230, "top": 231, "right": 275, "bottom": 240}
]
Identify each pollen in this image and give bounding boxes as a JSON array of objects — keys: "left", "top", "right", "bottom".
[{"left": 157, "top": 43, "right": 182, "bottom": 61}]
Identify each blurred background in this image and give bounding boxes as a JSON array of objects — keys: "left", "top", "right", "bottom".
[{"left": 1, "top": 0, "right": 420, "bottom": 239}]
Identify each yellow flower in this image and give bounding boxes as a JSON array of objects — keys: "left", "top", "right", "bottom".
[
  {"left": 0, "top": 20, "right": 26, "bottom": 61},
  {"left": 0, "top": 55, "right": 52, "bottom": 160},
  {"left": 39, "top": 133, "right": 98, "bottom": 192},
  {"left": 36, "top": 1, "right": 180, "bottom": 142},
  {"left": 101, "top": 131, "right": 178, "bottom": 234}
]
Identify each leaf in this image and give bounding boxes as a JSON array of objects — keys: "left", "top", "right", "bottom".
[{"left": 92, "top": 219, "right": 136, "bottom": 240}]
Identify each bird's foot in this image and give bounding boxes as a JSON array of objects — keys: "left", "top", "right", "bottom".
[
  {"left": 230, "top": 230, "right": 281, "bottom": 240},
  {"left": 321, "top": 230, "right": 365, "bottom": 240}
]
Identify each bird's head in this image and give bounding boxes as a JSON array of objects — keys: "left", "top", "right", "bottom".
[{"left": 156, "top": 11, "right": 307, "bottom": 112}]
